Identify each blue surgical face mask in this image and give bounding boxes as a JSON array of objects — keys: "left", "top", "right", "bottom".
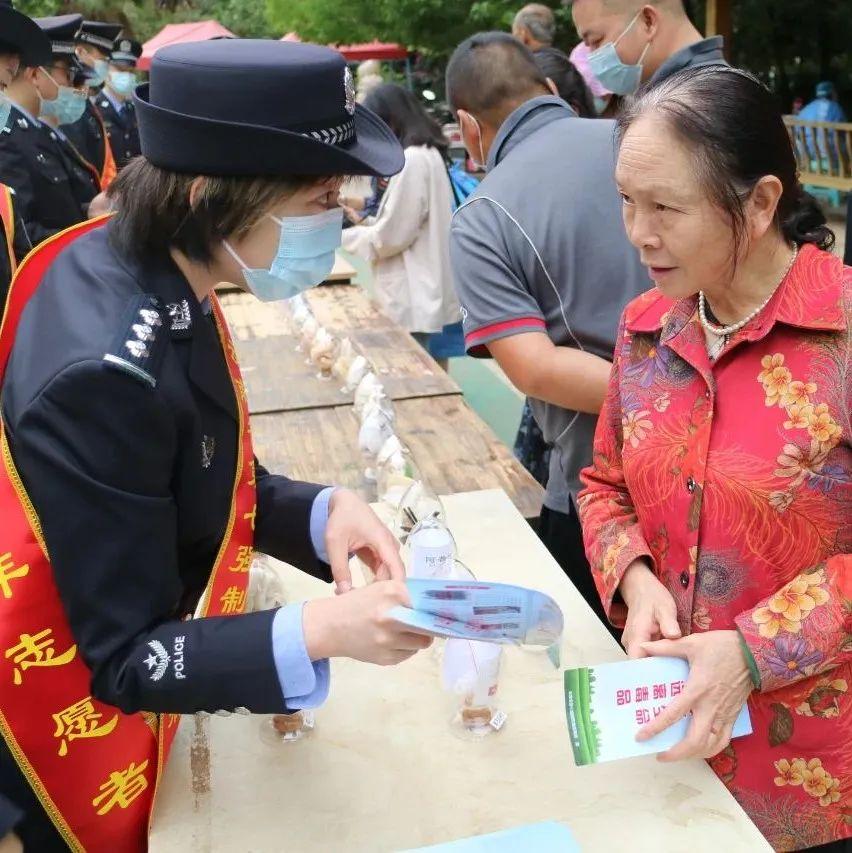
[
  {"left": 88, "top": 58, "right": 109, "bottom": 88},
  {"left": 0, "top": 94, "right": 11, "bottom": 132},
  {"left": 588, "top": 11, "right": 652, "bottom": 96},
  {"left": 224, "top": 208, "right": 344, "bottom": 302},
  {"left": 38, "top": 68, "right": 88, "bottom": 125},
  {"left": 108, "top": 69, "right": 137, "bottom": 96}
]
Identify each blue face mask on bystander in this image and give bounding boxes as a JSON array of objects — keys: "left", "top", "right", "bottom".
[
  {"left": 224, "top": 207, "right": 344, "bottom": 302},
  {"left": 108, "top": 69, "right": 137, "bottom": 96},
  {"left": 588, "top": 10, "right": 652, "bottom": 96},
  {"left": 38, "top": 68, "right": 88, "bottom": 126},
  {"left": 87, "top": 58, "right": 110, "bottom": 88}
]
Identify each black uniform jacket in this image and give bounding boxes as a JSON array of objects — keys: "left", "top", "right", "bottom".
[
  {"left": 96, "top": 92, "right": 140, "bottom": 169},
  {"left": 0, "top": 106, "right": 91, "bottom": 250},
  {"left": 2, "top": 221, "right": 333, "bottom": 718},
  {"left": 64, "top": 99, "right": 108, "bottom": 180},
  {"left": 0, "top": 187, "right": 32, "bottom": 316}
]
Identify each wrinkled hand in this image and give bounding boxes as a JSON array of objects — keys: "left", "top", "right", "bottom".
[
  {"left": 637, "top": 630, "right": 753, "bottom": 761},
  {"left": 618, "top": 560, "right": 682, "bottom": 658},
  {"left": 303, "top": 579, "right": 431, "bottom": 666},
  {"left": 325, "top": 488, "right": 404, "bottom": 594}
]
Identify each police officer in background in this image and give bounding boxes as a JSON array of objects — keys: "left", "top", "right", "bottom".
[
  {"left": 0, "top": 40, "right": 427, "bottom": 851},
  {"left": 0, "top": 13, "right": 95, "bottom": 252},
  {"left": 33, "top": 16, "right": 101, "bottom": 202},
  {"left": 0, "top": 1, "right": 49, "bottom": 310},
  {"left": 97, "top": 36, "right": 142, "bottom": 168},
  {"left": 66, "top": 20, "right": 121, "bottom": 188}
]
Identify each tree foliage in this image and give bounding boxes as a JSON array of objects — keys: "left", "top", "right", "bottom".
[
  {"left": 16, "top": 0, "right": 271, "bottom": 40},
  {"left": 13, "top": 0, "right": 852, "bottom": 108}
]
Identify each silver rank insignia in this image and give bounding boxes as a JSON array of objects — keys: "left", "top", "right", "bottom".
[
  {"left": 125, "top": 339, "right": 149, "bottom": 358},
  {"left": 138, "top": 308, "right": 162, "bottom": 327},
  {"left": 201, "top": 435, "right": 215, "bottom": 469},
  {"left": 131, "top": 323, "right": 154, "bottom": 342},
  {"left": 103, "top": 295, "right": 166, "bottom": 388}
]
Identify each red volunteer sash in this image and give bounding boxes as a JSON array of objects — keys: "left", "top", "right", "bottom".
[
  {"left": 0, "top": 217, "right": 256, "bottom": 851},
  {"left": 93, "top": 107, "right": 117, "bottom": 189},
  {"left": 0, "top": 184, "right": 15, "bottom": 278}
]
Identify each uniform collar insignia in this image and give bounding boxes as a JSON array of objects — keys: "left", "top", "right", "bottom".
[{"left": 166, "top": 299, "right": 193, "bottom": 337}]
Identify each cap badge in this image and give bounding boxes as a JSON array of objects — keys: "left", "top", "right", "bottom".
[{"left": 344, "top": 66, "right": 356, "bottom": 116}]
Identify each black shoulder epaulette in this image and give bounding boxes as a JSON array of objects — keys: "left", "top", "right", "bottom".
[{"left": 102, "top": 295, "right": 167, "bottom": 388}]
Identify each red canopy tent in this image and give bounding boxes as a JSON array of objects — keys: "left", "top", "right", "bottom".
[
  {"left": 336, "top": 41, "right": 408, "bottom": 61},
  {"left": 139, "top": 20, "right": 236, "bottom": 71}
]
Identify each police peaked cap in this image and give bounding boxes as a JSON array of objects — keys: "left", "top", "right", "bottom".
[
  {"left": 0, "top": 1, "right": 52, "bottom": 67},
  {"left": 134, "top": 40, "right": 405, "bottom": 178},
  {"left": 34, "top": 13, "right": 84, "bottom": 71},
  {"left": 111, "top": 37, "right": 142, "bottom": 65},
  {"left": 76, "top": 21, "right": 123, "bottom": 54}
]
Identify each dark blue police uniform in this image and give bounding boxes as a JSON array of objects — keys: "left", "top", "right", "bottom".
[{"left": 0, "top": 38, "right": 404, "bottom": 851}]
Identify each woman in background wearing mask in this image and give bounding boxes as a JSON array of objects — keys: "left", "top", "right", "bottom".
[
  {"left": 0, "top": 41, "right": 429, "bottom": 852},
  {"left": 342, "top": 83, "right": 460, "bottom": 370}
]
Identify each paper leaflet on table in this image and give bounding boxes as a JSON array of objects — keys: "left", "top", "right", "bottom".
[
  {"left": 388, "top": 579, "right": 563, "bottom": 645},
  {"left": 404, "top": 820, "right": 581, "bottom": 852},
  {"left": 564, "top": 656, "right": 753, "bottom": 766}
]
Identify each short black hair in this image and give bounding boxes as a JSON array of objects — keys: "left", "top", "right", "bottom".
[
  {"left": 617, "top": 65, "right": 834, "bottom": 258},
  {"left": 446, "top": 32, "right": 550, "bottom": 117},
  {"left": 362, "top": 83, "right": 448, "bottom": 153},
  {"left": 533, "top": 47, "right": 595, "bottom": 117}
]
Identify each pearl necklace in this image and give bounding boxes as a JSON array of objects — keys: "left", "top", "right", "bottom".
[{"left": 699, "top": 244, "right": 798, "bottom": 340}]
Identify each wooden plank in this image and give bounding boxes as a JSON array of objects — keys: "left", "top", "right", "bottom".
[
  {"left": 306, "top": 284, "right": 394, "bottom": 332},
  {"left": 252, "top": 405, "right": 366, "bottom": 491},
  {"left": 394, "top": 396, "right": 543, "bottom": 520},
  {"left": 220, "top": 288, "right": 459, "bottom": 414},
  {"left": 705, "top": 0, "right": 732, "bottom": 58},
  {"left": 251, "top": 395, "right": 544, "bottom": 520}
]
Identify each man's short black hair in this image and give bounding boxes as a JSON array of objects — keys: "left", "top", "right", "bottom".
[{"left": 446, "top": 31, "right": 550, "bottom": 117}]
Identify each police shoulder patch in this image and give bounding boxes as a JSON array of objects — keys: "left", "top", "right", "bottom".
[{"left": 103, "top": 295, "right": 167, "bottom": 388}]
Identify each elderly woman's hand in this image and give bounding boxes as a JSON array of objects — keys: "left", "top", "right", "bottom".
[
  {"left": 637, "top": 630, "right": 753, "bottom": 761},
  {"left": 618, "top": 560, "right": 682, "bottom": 658}
]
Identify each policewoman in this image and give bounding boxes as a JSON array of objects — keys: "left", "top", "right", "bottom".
[{"left": 0, "top": 40, "right": 430, "bottom": 852}]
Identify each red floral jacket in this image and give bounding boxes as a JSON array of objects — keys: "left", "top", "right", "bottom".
[{"left": 578, "top": 244, "right": 851, "bottom": 851}]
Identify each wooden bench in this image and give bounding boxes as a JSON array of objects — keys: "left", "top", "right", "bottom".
[{"left": 784, "top": 117, "right": 852, "bottom": 198}]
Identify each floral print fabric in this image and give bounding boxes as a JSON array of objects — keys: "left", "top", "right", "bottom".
[{"left": 578, "top": 245, "right": 851, "bottom": 851}]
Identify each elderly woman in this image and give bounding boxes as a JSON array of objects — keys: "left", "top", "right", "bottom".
[{"left": 579, "top": 66, "right": 850, "bottom": 853}]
